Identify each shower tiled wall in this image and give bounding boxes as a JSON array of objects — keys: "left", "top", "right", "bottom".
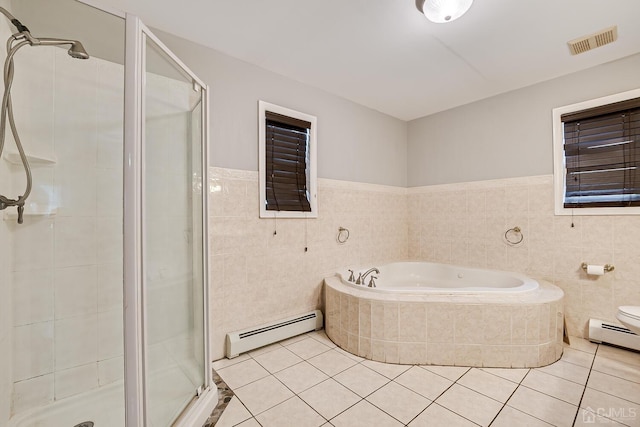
[
  {"left": 0, "top": 120, "right": 12, "bottom": 425},
  {"left": 0, "top": 5, "right": 13, "bottom": 422},
  {"left": 7, "top": 48, "right": 124, "bottom": 414},
  {"left": 208, "top": 167, "right": 408, "bottom": 360},
  {"left": 407, "top": 175, "right": 640, "bottom": 338}
]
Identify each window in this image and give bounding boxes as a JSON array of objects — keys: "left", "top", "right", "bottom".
[
  {"left": 258, "top": 101, "right": 317, "bottom": 218},
  {"left": 553, "top": 88, "right": 640, "bottom": 215}
]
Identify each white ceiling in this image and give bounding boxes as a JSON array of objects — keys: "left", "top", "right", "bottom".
[{"left": 97, "top": 0, "right": 640, "bottom": 121}]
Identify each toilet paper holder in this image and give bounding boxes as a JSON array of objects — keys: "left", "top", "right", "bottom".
[{"left": 581, "top": 263, "right": 615, "bottom": 273}]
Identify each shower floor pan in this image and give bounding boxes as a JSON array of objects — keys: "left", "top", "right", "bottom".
[
  {"left": 8, "top": 364, "right": 200, "bottom": 427},
  {"left": 7, "top": 382, "right": 124, "bottom": 427}
]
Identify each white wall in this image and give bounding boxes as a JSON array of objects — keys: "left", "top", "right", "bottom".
[
  {"left": 407, "top": 53, "right": 640, "bottom": 187},
  {"left": 154, "top": 30, "right": 408, "bottom": 188}
]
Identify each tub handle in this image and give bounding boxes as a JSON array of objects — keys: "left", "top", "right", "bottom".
[{"left": 368, "top": 276, "right": 377, "bottom": 288}]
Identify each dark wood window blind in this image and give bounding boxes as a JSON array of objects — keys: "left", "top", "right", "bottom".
[
  {"left": 562, "top": 98, "right": 640, "bottom": 208},
  {"left": 265, "top": 111, "right": 312, "bottom": 212}
]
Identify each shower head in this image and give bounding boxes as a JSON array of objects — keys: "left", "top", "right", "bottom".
[
  {"left": 68, "top": 41, "right": 89, "bottom": 60},
  {"left": 28, "top": 37, "right": 90, "bottom": 60}
]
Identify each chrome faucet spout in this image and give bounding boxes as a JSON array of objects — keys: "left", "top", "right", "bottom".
[{"left": 361, "top": 267, "right": 380, "bottom": 284}]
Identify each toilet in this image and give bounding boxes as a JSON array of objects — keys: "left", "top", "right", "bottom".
[{"left": 617, "top": 306, "right": 640, "bottom": 335}]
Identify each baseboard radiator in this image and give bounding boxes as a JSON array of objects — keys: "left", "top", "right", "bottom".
[
  {"left": 588, "top": 319, "right": 640, "bottom": 351},
  {"left": 225, "top": 310, "right": 323, "bottom": 358}
]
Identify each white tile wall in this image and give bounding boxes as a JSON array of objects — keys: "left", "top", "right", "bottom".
[
  {"left": 209, "top": 170, "right": 640, "bottom": 361},
  {"left": 0, "top": 5, "right": 14, "bottom": 423},
  {"left": 209, "top": 168, "right": 409, "bottom": 360},
  {"left": 408, "top": 175, "right": 640, "bottom": 338}
]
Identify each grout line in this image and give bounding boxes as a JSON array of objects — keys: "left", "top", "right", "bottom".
[{"left": 572, "top": 342, "right": 599, "bottom": 427}]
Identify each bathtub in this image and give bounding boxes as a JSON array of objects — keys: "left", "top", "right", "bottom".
[
  {"left": 324, "top": 261, "right": 564, "bottom": 368},
  {"left": 341, "top": 262, "right": 539, "bottom": 293}
]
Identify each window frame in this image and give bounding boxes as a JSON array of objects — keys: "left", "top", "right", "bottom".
[
  {"left": 258, "top": 100, "right": 317, "bottom": 219},
  {"left": 552, "top": 88, "right": 640, "bottom": 216}
]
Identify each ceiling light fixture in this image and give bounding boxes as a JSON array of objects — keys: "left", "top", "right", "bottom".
[{"left": 415, "top": 0, "right": 473, "bottom": 23}]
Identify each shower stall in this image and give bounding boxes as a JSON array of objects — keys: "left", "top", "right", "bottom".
[{"left": 0, "top": 0, "right": 215, "bottom": 426}]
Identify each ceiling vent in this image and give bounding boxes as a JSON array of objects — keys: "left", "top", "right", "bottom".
[{"left": 567, "top": 26, "right": 618, "bottom": 55}]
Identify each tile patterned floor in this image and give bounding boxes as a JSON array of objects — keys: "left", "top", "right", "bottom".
[{"left": 212, "top": 330, "right": 640, "bottom": 427}]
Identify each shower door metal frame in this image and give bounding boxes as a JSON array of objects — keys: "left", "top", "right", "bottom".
[{"left": 123, "top": 13, "right": 214, "bottom": 427}]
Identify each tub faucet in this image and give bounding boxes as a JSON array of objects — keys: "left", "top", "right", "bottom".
[
  {"left": 368, "top": 276, "right": 377, "bottom": 288},
  {"left": 359, "top": 267, "right": 380, "bottom": 285}
]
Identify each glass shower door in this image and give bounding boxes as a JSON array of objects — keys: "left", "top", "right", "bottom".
[{"left": 142, "top": 32, "right": 207, "bottom": 426}]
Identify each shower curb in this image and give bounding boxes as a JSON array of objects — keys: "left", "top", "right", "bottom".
[{"left": 202, "top": 370, "right": 234, "bottom": 426}]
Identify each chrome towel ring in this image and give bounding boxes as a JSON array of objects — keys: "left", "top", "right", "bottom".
[
  {"left": 337, "top": 227, "right": 350, "bottom": 244},
  {"left": 504, "top": 226, "right": 524, "bottom": 245}
]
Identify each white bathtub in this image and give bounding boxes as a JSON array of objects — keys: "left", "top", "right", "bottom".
[
  {"left": 341, "top": 261, "right": 539, "bottom": 294},
  {"left": 324, "top": 261, "right": 564, "bottom": 367}
]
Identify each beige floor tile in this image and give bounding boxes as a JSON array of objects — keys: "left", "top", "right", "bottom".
[
  {"left": 565, "top": 336, "right": 598, "bottom": 354},
  {"left": 234, "top": 375, "right": 294, "bottom": 415},
  {"left": 574, "top": 408, "right": 628, "bottom": 426},
  {"left": 535, "top": 359, "right": 590, "bottom": 385},
  {"left": 247, "top": 342, "right": 283, "bottom": 358},
  {"left": 217, "top": 359, "right": 270, "bottom": 389},
  {"left": 596, "top": 345, "right": 640, "bottom": 368},
  {"left": 588, "top": 370, "right": 640, "bottom": 404},
  {"left": 521, "top": 369, "right": 585, "bottom": 405},
  {"left": 367, "top": 381, "right": 430, "bottom": 424},
  {"left": 212, "top": 354, "right": 251, "bottom": 371},
  {"left": 593, "top": 354, "right": 640, "bottom": 384},
  {"left": 491, "top": 406, "right": 553, "bottom": 427},
  {"left": 253, "top": 346, "right": 303, "bottom": 374},
  {"left": 562, "top": 347, "right": 596, "bottom": 368},
  {"left": 256, "top": 396, "right": 326, "bottom": 427},
  {"left": 333, "top": 364, "right": 389, "bottom": 397},
  {"left": 285, "top": 337, "right": 331, "bottom": 359},
  {"left": 298, "top": 378, "right": 361, "bottom": 419},
  {"left": 236, "top": 418, "right": 261, "bottom": 427},
  {"left": 436, "top": 383, "right": 503, "bottom": 426},
  {"left": 360, "top": 359, "right": 411, "bottom": 379},
  {"left": 422, "top": 365, "right": 470, "bottom": 381},
  {"left": 333, "top": 345, "right": 365, "bottom": 362},
  {"left": 215, "top": 396, "right": 252, "bottom": 427},
  {"left": 408, "top": 403, "right": 477, "bottom": 426},
  {"left": 480, "top": 367, "right": 529, "bottom": 383},
  {"left": 307, "top": 349, "right": 358, "bottom": 376},
  {"left": 279, "top": 333, "right": 310, "bottom": 346},
  {"left": 331, "top": 400, "right": 403, "bottom": 427},
  {"left": 307, "top": 330, "right": 338, "bottom": 348},
  {"left": 580, "top": 387, "right": 640, "bottom": 426},
  {"left": 457, "top": 368, "right": 519, "bottom": 403},
  {"left": 395, "top": 366, "right": 453, "bottom": 400},
  {"left": 507, "top": 385, "right": 578, "bottom": 426},
  {"left": 274, "top": 361, "right": 329, "bottom": 394}
]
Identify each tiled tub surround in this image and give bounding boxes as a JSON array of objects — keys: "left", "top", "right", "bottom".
[
  {"left": 208, "top": 167, "right": 408, "bottom": 360},
  {"left": 408, "top": 175, "right": 640, "bottom": 339},
  {"left": 324, "top": 275, "right": 564, "bottom": 367}
]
